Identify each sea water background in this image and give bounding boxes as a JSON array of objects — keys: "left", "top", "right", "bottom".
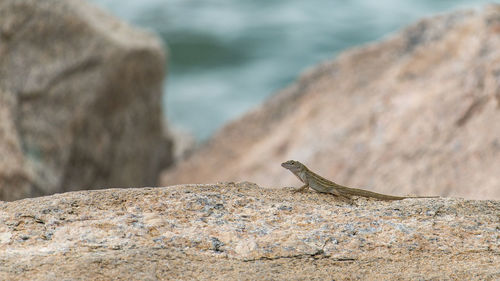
[{"left": 91, "top": 0, "right": 492, "bottom": 140}]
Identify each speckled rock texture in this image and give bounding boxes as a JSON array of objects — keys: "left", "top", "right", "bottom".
[
  {"left": 162, "top": 6, "right": 500, "bottom": 200},
  {"left": 0, "top": 183, "right": 498, "bottom": 280},
  {"left": 0, "top": 0, "right": 173, "bottom": 201}
]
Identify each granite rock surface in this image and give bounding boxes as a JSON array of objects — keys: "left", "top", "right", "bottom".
[{"left": 0, "top": 183, "right": 498, "bottom": 280}]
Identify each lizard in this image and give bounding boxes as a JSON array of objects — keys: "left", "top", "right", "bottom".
[{"left": 281, "top": 160, "right": 439, "bottom": 201}]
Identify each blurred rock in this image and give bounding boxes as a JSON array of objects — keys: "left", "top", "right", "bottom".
[
  {"left": 0, "top": 90, "right": 34, "bottom": 200},
  {"left": 168, "top": 125, "right": 196, "bottom": 162},
  {"left": 162, "top": 6, "right": 500, "bottom": 200},
  {"left": 0, "top": 0, "right": 173, "bottom": 201},
  {"left": 0, "top": 183, "right": 498, "bottom": 280}
]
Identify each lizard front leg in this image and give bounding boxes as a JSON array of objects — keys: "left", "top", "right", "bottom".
[{"left": 293, "top": 184, "right": 309, "bottom": 193}]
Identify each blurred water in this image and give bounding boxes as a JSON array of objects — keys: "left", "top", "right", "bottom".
[{"left": 91, "top": 0, "right": 492, "bottom": 140}]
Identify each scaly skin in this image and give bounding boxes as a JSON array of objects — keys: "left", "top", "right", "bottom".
[{"left": 281, "top": 160, "right": 438, "bottom": 201}]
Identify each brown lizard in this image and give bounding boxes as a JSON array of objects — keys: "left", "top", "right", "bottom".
[{"left": 281, "top": 160, "right": 439, "bottom": 200}]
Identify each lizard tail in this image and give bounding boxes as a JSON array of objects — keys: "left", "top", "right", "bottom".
[{"left": 337, "top": 186, "right": 412, "bottom": 201}]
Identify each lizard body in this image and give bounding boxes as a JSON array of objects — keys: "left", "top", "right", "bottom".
[{"left": 281, "top": 160, "right": 438, "bottom": 201}]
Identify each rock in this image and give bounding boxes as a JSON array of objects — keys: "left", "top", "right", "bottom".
[
  {"left": 0, "top": 0, "right": 173, "bottom": 201},
  {"left": 162, "top": 6, "right": 500, "bottom": 200},
  {"left": 168, "top": 125, "right": 197, "bottom": 162},
  {"left": 0, "top": 183, "right": 498, "bottom": 280},
  {"left": 0, "top": 90, "right": 33, "bottom": 201}
]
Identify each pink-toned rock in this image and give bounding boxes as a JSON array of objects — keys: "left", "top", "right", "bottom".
[
  {"left": 0, "top": 183, "right": 498, "bottom": 280},
  {"left": 0, "top": 0, "right": 173, "bottom": 201},
  {"left": 162, "top": 6, "right": 500, "bottom": 200}
]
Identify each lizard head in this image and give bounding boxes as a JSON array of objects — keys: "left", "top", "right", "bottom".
[{"left": 281, "top": 160, "right": 305, "bottom": 174}]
